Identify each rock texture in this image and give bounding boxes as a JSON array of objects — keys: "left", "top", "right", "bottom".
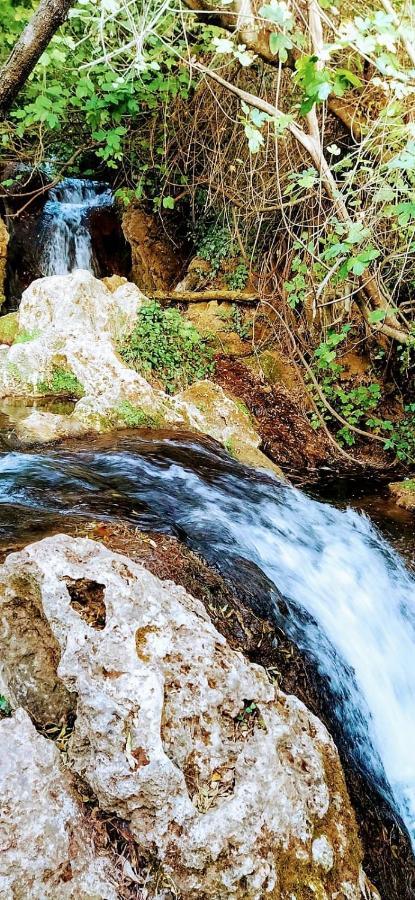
[
  {"left": 122, "top": 205, "right": 183, "bottom": 292},
  {"left": 0, "top": 534, "right": 376, "bottom": 900},
  {"left": 0, "top": 270, "right": 277, "bottom": 471},
  {"left": 0, "top": 707, "right": 117, "bottom": 899},
  {"left": 388, "top": 480, "right": 415, "bottom": 512}
]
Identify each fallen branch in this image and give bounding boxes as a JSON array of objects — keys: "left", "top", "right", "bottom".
[{"left": 152, "top": 289, "right": 259, "bottom": 302}]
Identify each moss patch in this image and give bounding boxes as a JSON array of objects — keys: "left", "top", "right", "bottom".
[
  {"left": 0, "top": 312, "right": 19, "bottom": 346},
  {"left": 116, "top": 400, "right": 163, "bottom": 429},
  {"left": 37, "top": 369, "right": 84, "bottom": 399}
]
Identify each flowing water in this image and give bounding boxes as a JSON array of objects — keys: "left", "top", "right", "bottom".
[
  {"left": 1, "top": 431, "right": 415, "bottom": 851},
  {"left": 39, "top": 177, "right": 113, "bottom": 276}
]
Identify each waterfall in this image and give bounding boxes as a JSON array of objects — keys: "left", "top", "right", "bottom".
[
  {"left": 39, "top": 178, "right": 113, "bottom": 276},
  {"left": 1, "top": 434, "right": 415, "bottom": 848}
]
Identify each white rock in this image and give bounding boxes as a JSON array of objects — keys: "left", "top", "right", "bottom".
[
  {"left": 0, "top": 534, "right": 365, "bottom": 899},
  {"left": 312, "top": 834, "right": 334, "bottom": 872},
  {"left": 0, "top": 271, "right": 277, "bottom": 470},
  {"left": 19, "top": 268, "right": 145, "bottom": 341},
  {"left": 0, "top": 707, "right": 117, "bottom": 899}
]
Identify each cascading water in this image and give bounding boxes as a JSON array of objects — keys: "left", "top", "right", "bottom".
[
  {"left": 39, "top": 177, "right": 113, "bottom": 276},
  {"left": 0, "top": 433, "right": 415, "bottom": 853}
]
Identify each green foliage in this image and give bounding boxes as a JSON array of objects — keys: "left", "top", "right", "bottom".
[
  {"left": 231, "top": 304, "right": 252, "bottom": 340},
  {"left": 311, "top": 330, "right": 415, "bottom": 462},
  {"left": 119, "top": 301, "right": 214, "bottom": 393},
  {"left": 382, "top": 406, "right": 415, "bottom": 464},
  {"left": 0, "top": 694, "right": 12, "bottom": 718},
  {"left": 196, "top": 222, "right": 233, "bottom": 276},
  {"left": 37, "top": 368, "right": 84, "bottom": 397},
  {"left": 227, "top": 263, "right": 248, "bottom": 291},
  {"left": 116, "top": 401, "right": 162, "bottom": 429}
]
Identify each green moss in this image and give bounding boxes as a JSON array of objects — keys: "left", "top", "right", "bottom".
[
  {"left": 13, "top": 328, "right": 41, "bottom": 344},
  {"left": 224, "top": 438, "right": 237, "bottom": 458},
  {"left": 0, "top": 312, "right": 19, "bottom": 345},
  {"left": 235, "top": 399, "right": 253, "bottom": 421},
  {"left": 37, "top": 368, "right": 84, "bottom": 398},
  {"left": 117, "top": 400, "right": 162, "bottom": 429},
  {"left": 399, "top": 479, "right": 415, "bottom": 492}
]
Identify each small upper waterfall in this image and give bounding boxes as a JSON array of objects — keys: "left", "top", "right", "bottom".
[{"left": 39, "top": 177, "right": 113, "bottom": 276}]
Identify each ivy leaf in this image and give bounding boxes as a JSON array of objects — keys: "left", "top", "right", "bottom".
[
  {"left": 367, "top": 307, "right": 398, "bottom": 323},
  {"left": 259, "top": 2, "right": 293, "bottom": 27},
  {"left": 244, "top": 124, "right": 264, "bottom": 153},
  {"left": 346, "top": 248, "right": 380, "bottom": 275},
  {"left": 162, "top": 195, "right": 175, "bottom": 209},
  {"left": 269, "top": 31, "right": 293, "bottom": 61},
  {"left": 385, "top": 202, "right": 415, "bottom": 225}
]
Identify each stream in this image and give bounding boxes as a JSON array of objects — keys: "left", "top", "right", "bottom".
[{"left": 1, "top": 430, "right": 415, "bottom": 861}]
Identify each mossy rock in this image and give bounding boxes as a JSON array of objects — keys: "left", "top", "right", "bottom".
[
  {"left": 388, "top": 480, "right": 415, "bottom": 511},
  {"left": 0, "top": 312, "right": 19, "bottom": 346}
]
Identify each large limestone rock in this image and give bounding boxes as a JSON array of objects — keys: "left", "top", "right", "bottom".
[
  {"left": 0, "top": 534, "right": 374, "bottom": 900},
  {"left": 0, "top": 707, "right": 117, "bottom": 899},
  {"left": 0, "top": 270, "right": 277, "bottom": 471}
]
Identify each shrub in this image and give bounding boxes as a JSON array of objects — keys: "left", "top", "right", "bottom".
[{"left": 119, "top": 301, "right": 214, "bottom": 393}]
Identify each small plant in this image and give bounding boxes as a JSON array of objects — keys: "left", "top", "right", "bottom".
[
  {"left": 227, "top": 263, "right": 248, "bottom": 290},
  {"left": 37, "top": 368, "right": 84, "bottom": 398},
  {"left": 382, "top": 405, "right": 415, "bottom": 464},
  {"left": 117, "top": 400, "right": 162, "bottom": 429},
  {"left": 224, "top": 437, "right": 237, "bottom": 458},
  {"left": 231, "top": 304, "right": 252, "bottom": 340},
  {"left": 196, "top": 223, "right": 232, "bottom": 276},
  {"left": 0, "top": 695, "right": 11, "bottom": 718},
  {"left": 119, "top": 301, "right": 214, "bottom": 393}
]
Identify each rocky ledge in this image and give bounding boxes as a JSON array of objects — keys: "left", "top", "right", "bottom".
[
  {"left": 0, "top": 269, "right": 279, "bottom": 473},
  {"left": 0, "top": 533, "right": 379, "bottom": 899}
]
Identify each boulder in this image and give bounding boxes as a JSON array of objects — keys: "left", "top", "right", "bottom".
[
  {"left": 0, "top": 707, "right": 118, "bottom": 899},
  {"left": 0, "top": 534, "right": 375, "bottom": 900},
  {"left": 388, "top": 480, "right": 415, "bottom": 512},
  {"left": 0, "top": 270, "right": 278, "bottom": 471}
]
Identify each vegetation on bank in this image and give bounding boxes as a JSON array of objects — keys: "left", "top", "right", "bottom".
[
  {"left": 119, "top": 301, "right": 214, "bottom": 392},
  {"left": 1, "top": 0, "right": 415, "bottom": 466}
]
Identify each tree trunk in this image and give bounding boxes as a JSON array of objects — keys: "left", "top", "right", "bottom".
[{"left": 0, "top": 0, "right": 73, "bottom": 116}]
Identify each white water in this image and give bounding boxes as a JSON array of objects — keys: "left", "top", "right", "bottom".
[
  {"left": 1, "top": 436, "right": 415, "bottom": 844},
  {"left": 39, "top": 177, "right": 112, "bottom": 276}
]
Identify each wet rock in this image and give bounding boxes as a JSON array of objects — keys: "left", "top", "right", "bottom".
[
  {"left": 0, "top": 707, "right": 117, "bottom": 899},
  {"left": 122, "top": 205, "right": 184, "bottom": 292},
  {"left": 0, "top": 533, "right": 372, "bottom": 900},
  {"left": 388, "top": 480, "right": 415, "bottom": 512},
  {"left": 177, "top": 380, "right": 281, "bottom": 473},
  {"left": 0, "top": 218, "right": 8, "bottom": 308}
]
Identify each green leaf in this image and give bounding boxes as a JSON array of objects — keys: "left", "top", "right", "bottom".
[{"left": 162, "top": 195, "right": 175, "bottom": 209}]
